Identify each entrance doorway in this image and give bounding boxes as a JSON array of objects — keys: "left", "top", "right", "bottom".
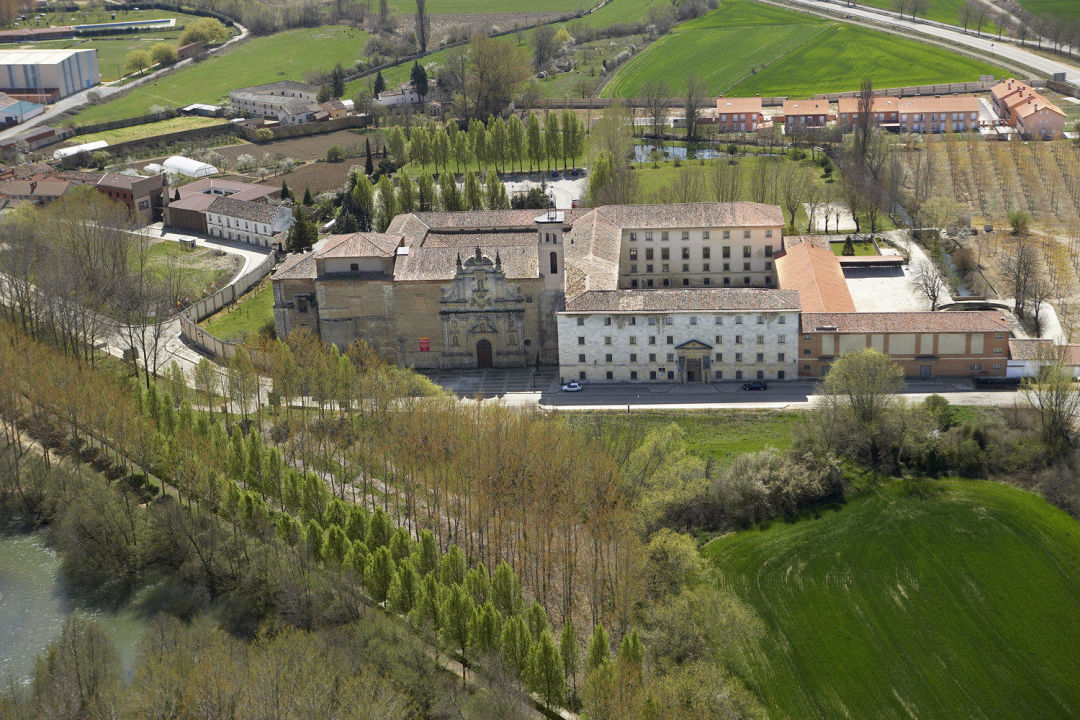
[
  {"left": 685, "top": 357, "right": 702, "bottom": 383},
  {"left": 476, "top": 339, "right": 493, "bottom": 368},
  {"left": 920, "top": 364, "right": 932, "bottom": 379}
]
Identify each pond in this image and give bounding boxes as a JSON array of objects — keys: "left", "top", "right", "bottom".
[
  {"left": 633, "top": 144, "right": 723, "bottom": 162},
  {"left": 0, "top": 529, "right": 151, "bottom": 682}
]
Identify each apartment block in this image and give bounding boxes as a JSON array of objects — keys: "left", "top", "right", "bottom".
[
  {"left": 713, "top": 96, "right": 764, "bottom": 132},
  {"left": 990, "top": 78, "right": 1066, "bottom": 138},
  {"left": 896, "top": 96, "right": 980, "bottom": 133}
]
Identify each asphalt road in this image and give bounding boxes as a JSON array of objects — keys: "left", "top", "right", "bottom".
[{"left": 781, "top": 0, "right": 1080, "bottom": 82}]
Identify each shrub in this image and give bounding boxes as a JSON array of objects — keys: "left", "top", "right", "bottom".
[
  {"left": 326, "top": 146, "right": 346, "bottom": 163},
  {"left": 150, "top": 42, "right": 178, "bottom": 66},
  {"left": 254, "top": 128, "right": 274, "bottom": 143},
  {"left": 710, "top": 449, "right": 844, "bottom": 527},
  {"left": 180, "top": 17, "right": 228, "bottom": 46}
]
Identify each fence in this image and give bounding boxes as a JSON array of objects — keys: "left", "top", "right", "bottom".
[
  {"left": 814, "top": 79, "right": 1002, "bottom": 101},
  {"left": 178, "top": 250, "right": 276, "bottom": 360}
]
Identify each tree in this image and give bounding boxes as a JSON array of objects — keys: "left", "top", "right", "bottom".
[
  {"left": 150, "top": 42, "right": 178, "bottom": 66},
  {"left": 1009, "top": 210, "right": 1031, "bottom": 236},
  {"left": 441, "top": 584, "right": 475, "bottom": 687},
  {"left": 465, "top": 35, "right": 531, "bottom": 119},
  {"left": 469, "top": 602, "right": 503, "bottom": 656},
  {"left": 532, "top": 25, "right": 557, "bottom": 70},
  {"left": 643, "top": 529, "right": 702, "bottom": 600},
  {"left": 374, "top": 175, "right": 397, "bottom": 231},
  {"left": 526, "top": 113, "right": 543, "bottom": 171},
  {"left": 559, "top": 621, "right": 579, "bottom": 707},
  {"left": 585, "top": 624, "right": 610, "bottom": 670},
  {"left": 545, "top": 112, "right": 561, "bottom": 170},
  {"left": 302, "top": 187, "right": 313, "bottom": 206},
  {"left": 286, "top": 207, "right": 317, "bottom": 253},
  {"left": 365, "top": 138, "right": 374, "bottom": 175},
  {"left": 910, "top": 259, "right": 947, "bottom": 310},
  {"left": 562, "top": 110, "right": 584, "bottom": 170},
  {"left": 280, "top": 180, "right": 292, "bottom": 201},
  {"left": 387, "top": 126, "right": 407, "bottom": 166},
  {"left": 31, "top": 616, "right": 119, "bottom": 719},
  {"left": 374, "top": 70, "right": 386, "bottom": 96},
  {"left": 396, "top": 169, "right": 417, "bottom": 212},
  {"left": 508, "top": 114, "right": 526, "bottom": 172},
  {"left": 959, "top": 0, "right": 973, "bottom": 31},
  {"left": 410, "top": 61, "right": 429, "bottom": 102},
  {"left": 365, "top": 546, "right": 396, "bottom": 603},
  {"left": 416, "top": 0, "right": 430, "bottom": 52},
  {"left": 820, "top": 348, "right": 904, "bottom": 430},
  {"left": 326, "top": 145, "right": 345, "bottom": 163},
  {"left": 683, "top": 72, "right": 706, "bottom": 141},
  {"left": 642, "top": 79, "right": 669, "bottom": 143},
  {"left": 180, "top": 17, "right": 228, "bottom": 45},
  {"left": 1002, "top": 231, "right": 1037, "bottom": 317},
  {"left": 778, "top": 162, "right": 808, "bottom": 230},
  {"left": 389, "top": 558, "right": 420, "bottom": 613},
  {"left": 1023, "top": 344, "right": 1080, "bottom": 452},
  {"left": 463, "top": 171, "right": 483, "bottom": 210},
  {"left": 439, "top": 172, "right": 462, "bottom": 211},
  {"left": 527, "top": 630, "right": 565, "bottom": 710},
  {"left": 854, "top": 77, "right": 874, "bottom": 165},
  {"left": 484, "top": 171, "right": 508, "bottom": 209},
  {"left": 331, "top": 63, "right": 346, "bottom": 98},
  {"left": 124, "top": 49, "right": 153, "bottom": 75},
  {"left": 491, "top": 560, "right": 521, "bottom": 617},
  {"left": 500, "top": 615, "right": 532, "bottom": 678}
]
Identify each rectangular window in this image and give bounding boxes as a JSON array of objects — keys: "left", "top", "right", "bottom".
[
  {"left": 689, "top": 316, "right": 697, "bottom": 325},
  {"left": 604, "top": 317, "right": 612, "bottom": 326},
  {"left": 743, "top": 246, "right": 751, "bottom": 258},
  {"left": 647, "top": 265, "right": 654, "bottom": 273},
  {"left": 765, "top": 245, "right": 773, "bottom": 257},
  {"left": 648, "top": 317, "right": 657, "bottom": 325},
  {"left": 664, "top": 317, "right": 673, "bottom": 325},
  {"left": 661, "top": 248, "right": 670, "bottom": 260},
  {"left": 661, "top": 231, "right": 668, "bottom": 241},
  {"left": 702, "top": 247, "right": 711, "bottom": 259},
  {"left": 715, "top": 335, "right": 723, "bottom": 344},
  {"left": 723, "top": 230, "right": 730, "bottom": 240},
  {"left": 778, "top": 353, "right": 785, "bottom": 362},
  {"left": 735, "top": 335, "right": 743, "bottom": 344},
  {"left": 630, "top": 353, "right": 637, "bottom": 362},
  {"left": 778, "top": 370, "right": 785, "bottom": 379},
  {"left": 667, "top": 335, "right": 674, "bottom": 344},
  {"left": 757, "top": 315, "right": 765, "bottom": 324},
  {"left": 630, "top": 371, "right": 638, "bottom": 380},
  {"left": 662, "top": 265, "right": 669, "bottom": 273},
  {"left": 803, "top": 349, "right": 812, "bottom": 355},
  {"left": 736, "top": 316, "right": 743, "bottom": 325},
  {"left": 630, "top": 264, "right": 638, "bottom": 273},
  {"left": 757, "top": 335, "right": 764, "bottom": 344},
  {"left": 744, "top": 277, "right": 751, "bottom": 285},
  {"left": 646, "top": 232, "right": 653, "bottom": 241},
  {"left": 576, "top": 317, "right": 585, "bottom": 326},
  {"left": 580, "top": 371, "right": 586, "bottom": 380},
  {"left": 604, "top": 336, "right": 612, "bottom": 345},
  {"left": 756, "top": 353, "right": 764, "bottom": 362},
  {"left": 629, "top": 317, "right": 636, "bottom": 326},
  {"left": 703, "top": 276, "right": 710, "bottom": 286},
  {"left": 605, "top": 353, "right": 613, "bottom": 362},
  {"left": 703, "top": 231, "right": 710, "bottom": 239},
  {"left": 606, "top": 371, "right": 613, "bottom": 380},
  {"left": 645, "top": 248, "right": 654, "bottom": 260},
  {"left": 779, "top": 316, "right": 786, "bottom": 324},
  {"left": 578, "top": 353, "right": 586, "bottom": 363},
  {"left": 649, "top": 353, "right": 656, "bottom": 362},
  {"left": 629, "top": 336, "right": 637, "bottom": 344},
  {"left": 681, "top": 231, "right": 689, "bottom": 240},
  {"left": 723, "top": 277, "right": 730, "bottom": 286},
  {"left": 649, "top": 336, "right": 657, "bottom": 344},
  {"left": 736, "top": 353, "right": 743, "bottom": 362},
  {"left": 578, "top": 337, "right": 585, "bottom": 345},
  {"left": 681, "top": 247, "right": 690, "bottom": 260},
  {"left": 778, "top": 335, "right": 786, "bottom": 344},
  {"left": 629, "top": 248, "right": 638, "bottom": 260},
  {"left": 743, "top": 230, "right": 751, "bottom": 239},
  {"left": 715, "top": 353, "right": 723, "bottom": 362},
  {"left": 766, "top": 230, "right": 773, "bottom": 238},
  {"left": 667, "top": 353, "right": 675, "bottom": 362},
  {"left": 714, "top": 316, "right": 723, "bottom": 325},
  {"left": 630, "top": 232, "right": 637, "bottom": 241},
  {"left": 682, "top": 264, "right": 689, "bottom": 273},
  {"left": 723, "top": 246, "right": 731, "bottom": 258},
  {"left": 650, "top": 371, "right": 657, "bottom": 380}
]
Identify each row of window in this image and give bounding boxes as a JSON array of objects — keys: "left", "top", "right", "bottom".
[
  {"left": 628, "top": 245, "right": 772, "bottom": 261},
  {"left": 628, "top": 276, "right": 773, "bottom": 288},
  {"left": 209, "top": 214, "right": 269, "bottom": 234},
  {"left": 580, "top": 369, "right": 784, "bottom": 381},
  {"left": 582, "top": 334, "right": 785, "bottom": 346},
  {"left": 582, "top": 314, "right": 785, "bottom": 327},
  {"left": 628, "top": 229, "right": 773, "bottom": 242},
  {"left": 576, "top": 351, "right": 788, "bottom": 363},
  {"left": 630, "top": 261, "right": 771, "bottom": 273}
]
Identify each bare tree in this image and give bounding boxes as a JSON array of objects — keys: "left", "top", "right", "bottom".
[
  {"left": 1002, "top": 232, "right": 1038, "bottom": 317},
  {"left": 711, "top": 159, "right": 742, "bottom": 203},
  {"left": 1023, "top": 344, "right": 1080, "bottom": 451},
  {"left": 805, "top": 183, "right": 824, "bottom": 233},
  {"left": 683, "top": 72, "right": 706, "bottom": 142},
  {"left": 778, "top": 162, "right": 808, "bottom": 230},
  {"left": 116, "top": 237, "right": 184, "bottom": 388},
  {"left": 1029, "top": 273, "right": 1052, "bottom": 336},
  {"left": 415, "top": 0, "right": 430, "bottom": 53},
  {"left": 909, "top": 0, "right": 927, "bottom": 20},
  {"left": 910, "top": 259, "right": 948, "bottom": 310},
  {"left": 642, "top": 79, "right": 669, "bottom": 144},
  {"left": 959, "top": 0, "right": 973, "bottom": 32},
  {"left": 854, "top": 77, "right": 874, "bottom": 164}
]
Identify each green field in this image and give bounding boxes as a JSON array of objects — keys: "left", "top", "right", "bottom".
[
  {"left": 603, "top": 0, "right": 1008, "bottom": 97},
  {"left": 831, "top": 239, "right": 877, "bottom": 255},
  {"left": 857, "top": 0, "right": 999, "bottom": 31},
  {"left": 704, "top": 479, "right": 1080, "bottom": 720},
  {"left": 0, "top": 8, "right": 215, "bottom": 81},
  {"left": 1017, "top": 0, "right": 1080, "bottom": 21},
  {"left": 70, "top": 116, "right": 227, "bottom": 144},
  {"left": 389, "top": 0, "right": 592, "bottom": 10},
  {"left": 70, "top": 25, "right": 369, "bottom": 125},
  {"left": 565, "top": 410, "right": 798, "bottom": 466},
  {"left": 146, "top": 240, "right": 239, "bottom": 302},
  {"left": 200, "top": 280, "right": 274, "bottom": 341}
]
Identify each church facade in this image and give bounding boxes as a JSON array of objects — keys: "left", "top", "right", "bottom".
[{"left": 272, "top": 202, "right": 800, "bottom": 381}]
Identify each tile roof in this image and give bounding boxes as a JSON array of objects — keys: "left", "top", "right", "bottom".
[
  {"left": 271, "top": 251, "right": 317, "bottom": 280},
  {"left": 319, "top": 232, "right": 402, "bottom": 258},
  {"left": 175, "top": 177, "right": 278, "bottom": 201},
  {"left": 0, "top": 179, "right": 70, "bottom": 198},
  {"left": 783, "top": 99, "right": 829, "bottom": 115},
  {"left": 801, "top": 311, "right": 1010, "bottom": 333},
  {"left": 393, "top": 245, "right": 538, "bottom": 282},
  {"left": 563, "top": 288, "right": 801, "bottom": 313},
  {"left": 1012, "top": 95, "right": 1066, "bottom": 119},
  {"left": 715, "top": 96, "right": 763, "bottom": 115},
  {"left": 234, "top": 80, "right": 318, "bottom": 94},
  {"left": 591, "top": 202, "right": 782, "bottom": 230},
  {"left": 207, "top": 195, "right": 282, "bottom": 224},
  {"left": 837, "top": 96, "right": 900, "bottom": 114},
  {"left": 775, "top": 243, "right": 855, "bottom": 313},
  {"left": 1008, "top": 337, "right": 1053, "bottom": 360},
  {"left": 896, "top": 96, "right": 979, "bottom": 115}
]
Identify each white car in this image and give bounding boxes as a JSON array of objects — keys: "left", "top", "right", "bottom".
[{"left": 561, "top": 382, "right": 583, "bottom": 392}]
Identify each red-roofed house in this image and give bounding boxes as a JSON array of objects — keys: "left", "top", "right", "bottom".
[
  {"left": 990, "top": 78, "right": 1066, "bottom": 138},
  {"left": 713, "top": 96, "right": 764, "bottom": 132}
]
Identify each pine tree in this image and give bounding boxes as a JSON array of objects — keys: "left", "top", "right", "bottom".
[
  {"left": 345, "top": 506, "right": 369, "bottom": 541},
  {"left": 365, "top": 138, "right": 374, "bottom": 175},
  {"left": 280, "top": 179, "right": 292, "bottom": 201},
  {"left": 389, "top": 558, "right": 419, "bottom": 613},
  {"left": 373, "top": 70, "right": 386, "bottom": 96},
  {"left": 441, "top": 584, "right": 475, "bottom": 687},
  {"left": 286, "top": 206, "right": 317, "bottom": 253},
  {"left": 526, "top": 600, "right": 548, "bottom": 642},
  {"left": 365, "top": 507, "right": 393, "bottom": 548},
  {"left": 302, "top": 187, "right": 313, "bottom": 206},
  {"left": 410, "top": 61, "right": 428, "bottom": 101},
  {"left": 417, "top": 529, "right": 439, "bottom": 576},
  {"left": 389, "top": 526, "right": 412, "bottom": 563},
  {"left": 323, "top": 524, "right": 349, "bottom": 566},
  {"left": 586, "top": 624, "right": 610, "bottom": 670},
  {"left": 527, "top": 630, "right": 565, "bottom": 710},
  {"left": 464, "top": 563, "right": 490, "bottom": 605},
  {"left": 365, "top": 546, "right": 396, "bottom": 603},
  {"left": 469, "top": 602, "right": 502, "bottom": 655},
  {"left": 304, "top": 519, "right": 324, "bottom": 562}
]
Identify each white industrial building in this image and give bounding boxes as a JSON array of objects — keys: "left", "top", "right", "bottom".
[{"left": 0, "top": 49, "right": 100, "bottom": 100}]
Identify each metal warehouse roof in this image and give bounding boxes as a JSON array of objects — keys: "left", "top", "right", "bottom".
[{"left": 0, "top": 48, "right": 97, "bottom": 65}]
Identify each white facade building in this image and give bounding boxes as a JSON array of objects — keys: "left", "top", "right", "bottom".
[
  {"left": 229, "top": 80, "right": 318, "bottom": 118},
  {"left": 376, "top": 82, "right": 422, "bottom": 106},
  {"left": 206, "top": 196, "right": 293, "bottom": 250},
  {"left": 557, "top": 289, "right": 800, "bottom": 383}
]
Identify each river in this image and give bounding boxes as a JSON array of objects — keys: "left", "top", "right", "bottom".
[{"left": 0, "top": 529, "right": 151, "bottom": 682}]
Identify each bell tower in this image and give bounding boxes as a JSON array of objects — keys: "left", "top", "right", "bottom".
[{"left": 535, "top": 209, "right": 565, "bottom": 292}]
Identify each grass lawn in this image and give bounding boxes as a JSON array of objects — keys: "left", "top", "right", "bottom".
[
  {"left": 602, "top": 0, "right": 1008, "bottom": 98},
  {"left": 70, "top": 116, "right": 227, "bottom": 144},
  {"left": 70, "top": 25, "right": 369, "bottom": 125},
  {"left": 565, "top": 410, "right": 798, "bottom": 466},
  {"left": 856, "top": 0, "right": 1000, "bottom": 31},
  {"left": 1017, "top": 0, "right": 1080, "bottom": 21},
  {"left": 389, "top": 0, "right": 592, "bottom": 10},
  {"left": 146, "top": 240, "right": 239, "bottom": 302},
  {"left": 703, "top": 479, "right": 1080, "bottom": 720},
  {"left": 831, "top": 239, "right": 877, "bottom": 255},
  {"left": 200, "top": 279, "right": 274, "bottom": 341}
]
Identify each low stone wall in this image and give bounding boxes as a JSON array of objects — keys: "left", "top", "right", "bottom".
[
  {"left": 179, "top": 250, "right": 275, "bottom": 360},
  {"left": 235, "top": 114, "right": 371, "bottom": 141},
  {"left": 100, "top": 122, "right": 241, "bottom": 159}
]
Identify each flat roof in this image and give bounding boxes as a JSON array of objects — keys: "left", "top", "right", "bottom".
[{"left": 0, "top": 48, "right": 96, "bottom": 64}]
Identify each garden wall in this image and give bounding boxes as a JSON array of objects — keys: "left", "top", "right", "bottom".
[{"left": 179, "top": 250, "right": 275, "bottom": 360}]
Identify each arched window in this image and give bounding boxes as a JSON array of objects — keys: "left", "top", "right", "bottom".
[{"left": 550, "top": 251, "right": 558, "bottom": 274}]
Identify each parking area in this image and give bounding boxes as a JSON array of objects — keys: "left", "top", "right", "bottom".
[
  {"left": 421, "top": 367, "right": 557, "bottom": 398},
  {"left": 844, "top": 240, "right": 949, "bottom": 312}
]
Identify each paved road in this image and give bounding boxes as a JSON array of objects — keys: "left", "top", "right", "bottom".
[
  {"left": 779, "top": 0, "right": 1080, "bottom": 82},
  {"left": 0, "top": 20, "right": 249, "bottom": 142}
]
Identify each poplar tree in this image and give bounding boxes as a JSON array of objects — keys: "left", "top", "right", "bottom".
[
  {"left": 508, "top": 114, "right": 526, "bottom": 172},
  {"left": 365, "top": 546, "right": 396, "bottom": 603},
  {"left": 526, "top": 113, "right": 543, "bottom": 171},
  {"left": 417, "top": 171, "right": 436, "bottom": 211},
  {"left": 491, "top": 561, "right": 521, "bottom": 617},
  {"left": 439, "top": 172, "right": 462, "bottom": 211},
  {"left": 304, "top": 519, "right": 324, "bottom": 562},
  {"left": 464, "top": 563, "right": 490, "bottom": 605},
  {"left": 396, "top": 169, "right": 417, "bottom": 212},
  {"left": 389, "top": 558, "right": 419, "bottom": 613},
  {"left": 500, "top": 614, "right": 532, "bottom": 678},
  {"left": 463, "top": 172, "right": 482, "bottom": 211},
  {"left": 365, "top": 507, "right": 393, "bottom": 548},
  {"left": 484, "top": 171, "right": 508, "bottom": 210},
  {"left": 440, "top": 584, "right": 475, "bottom": 687},
  {"left": 560, "top": 620, "right": 579, "bottom": 705},
  {"left": 545, "top": 112, "right": 560, "bottom": 170},
  {"left": 375, "top": 175, "right": 396, "bottom": 231},
  {"left": 469, "top": 601, "right": 502, "bottom": 655},
  {"left": 526, "top": 600, "right": 548, "bottom": 642},
  {"left": 527, "top": 629, "right": 565, "bottom": 710},
  {"left": 586, "top": 624, "right": 610, "bottom": 670},
  {"left": 389, "top": 526, "right": 412, "bottom": 563},
  {"left": 417, "top": 529, "right": 439, "bottom": 576},
  {"left": 440, "top": 544, "right": 466, "bottom": 586},
  {"left": 323, "top": 524, "right": 349, "bottom": 566}
]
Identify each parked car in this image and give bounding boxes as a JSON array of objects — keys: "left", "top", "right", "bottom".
[
  {"left": 561, "top": 381, "right": 583, "bottom": 392},
  {"left": 742, "top": 380, "right": 768, "bottom": 391},
  {"left": 550, "top": 171, "right": 559, "bottom": 179}
]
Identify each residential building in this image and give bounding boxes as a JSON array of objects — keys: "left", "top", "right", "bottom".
[
  {"left": 713, "top": 96, "right": 764, "bottom": 132},
  {"left": 774, "top": 243, "right": 856, "bottom": 313},
  {"left": 376, "top": 82, "right": 423, "bottom": 106},
  {"left": 59, "top": 170, "right": 168, "bottom": 223},
  {"left": 837, "top": 96, "right": 899, "bottom": 131},
  {"left": 165, "top": 177, "right": 279, "bottom": 234},
  {"left": 206, "top": 195, "right": 293, "bottom": 249},
  {"left": 896, "top": 96, "right": 980, "bottom": 133},
  {"left": 1007, "top": 338, "right": 1080, "bottom": 379},
  {"left": 0, "top": 178, "right": 71, "bottom": 205},
  {"left": 229, "top": 80, "right": 318, "bottom": 119},
  {"left": 798, "top": 311, "right": 1011, "bottom": 378},
  {"left": 276, "top": 99, "right": 326, "bottom": 125},
  {"left": 0, "top": 48, "right": 100, "bottom": 100},
  {"left": 782, "top": 99, "right": 830, "bottom": 130},
  {"left": 990, "top": 78, "right": 1066, "bottom": 138},
  {"left": 272, "top": 202, "right": 799, "bottom": 382}
]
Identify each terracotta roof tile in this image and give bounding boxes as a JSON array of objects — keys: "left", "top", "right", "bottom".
[
  {"left": 715, "top": 96, "right": 762, "bottom": 115},
  {"left": 392, "top": 245, "right": 537, "bottom": 282},
  {"left": 837, "top": 96, "right": 900, "bottom": 114},
  {"left": 802, "top": 311, "right": 1010, "bottom": 333},
  {"left": 775, "top": 244, "right": 855, "bottom": 313},
  {"left": 563, "top": 288, "right": 800, "bottom": 313},
  {"left": 319, "top": 232, "right": 402, "bottom": 258}
]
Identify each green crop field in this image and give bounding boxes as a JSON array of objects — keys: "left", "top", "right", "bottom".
[
  {"left": 71, "top": 116, "right": 227, "bottom": 144},
  {"left": 70, "top": 25, "right": 369, "bottom": 125},
  {"left": 857, "top": 0, "right": 1000, "bottom": 31},
  {"left": 389, "top": 0, "right": 592, "bottom": 11},
  {"left": 703, "top": 479, "right": 1080, "bottom": 720},
  {"left": 1018, "top": 0, "right": 1080, "bottom": 21},
  {"left": 603, "top": 0, "right": 1008, "bottom": 98}
]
